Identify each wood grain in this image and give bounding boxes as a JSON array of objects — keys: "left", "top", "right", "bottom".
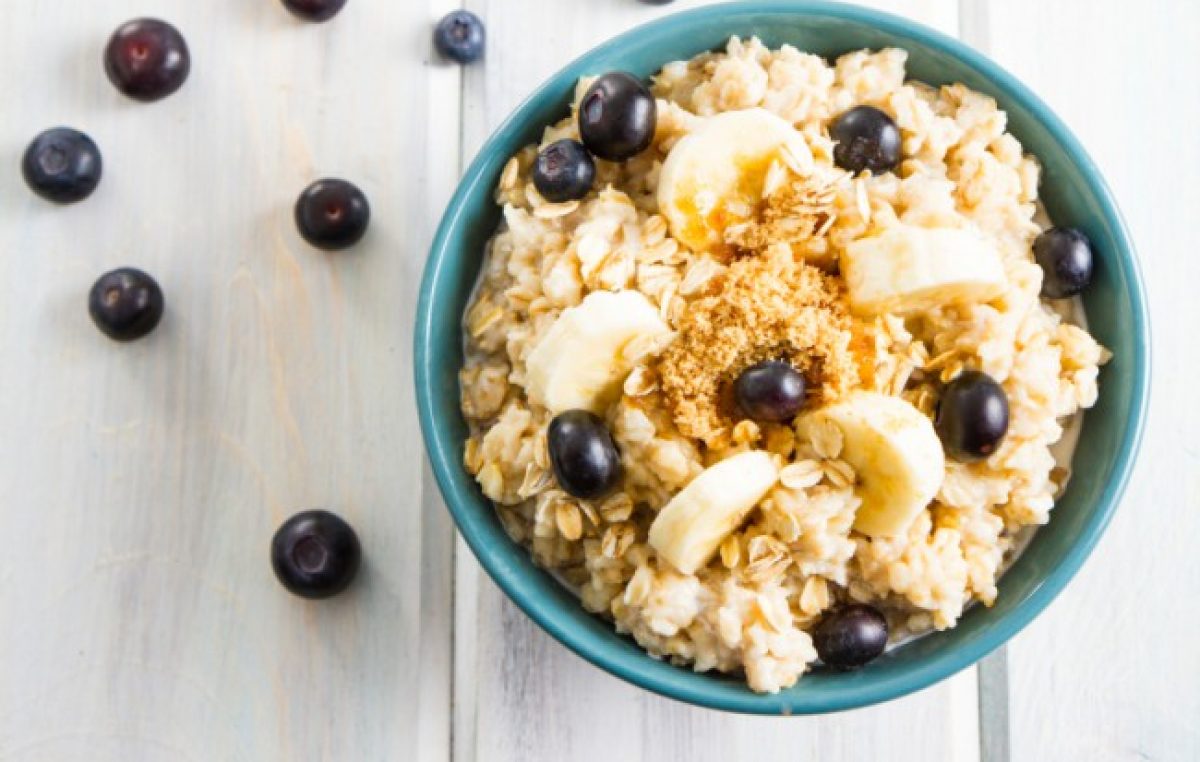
[
  {"left": 1, "top": 0, "right": 1192, "bottom": 759},
  {"left": 978, "top": 2, "right": 1200, "bottom": 760},
  {"left": 452, "top": 4, "right": 979, "bottom": 762},
  {"left": 0, "top": 0, "right": 458, "bottom": 759}
]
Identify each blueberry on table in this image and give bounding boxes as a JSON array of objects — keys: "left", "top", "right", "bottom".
[
  {"left": 1034, "top": 227, "right": 1094, "bottom": 298},
  {"left": 104, "top": 18, "right": 191, "bottom": 102},
  {"left": 294, "top": 179, "right": 371, "bottom": 250},
  {"left": 547, "top": 410, "right": 623, "bottom": 500},
  {"left": 830, "top": 105, "right": 901, "bottom": 175},
  {"left": 271, "top": 510, "right": 362, "bottom": 599},
  {"left": 734, "top": 360, "right": 807, "bottom": 423},
  {"left": 578, "top": 72, "right": 657, "bottom": 162},
  {"left": 935, "top": 370, "right": 1010, "bottom": 462},
  {"left": 22, "top": 128, "right": 102, "bottom": 204},
  {"left": 433, "top": 11, "right": 485, "bottom": 64},
  {"left": 533, "top": 139, "right": 596, "bottom": 203},
  {"left": 281, "top": 0, "right": 348, "bottom": 22},
  {"left": 813, "top": 604, "right": 889, "bottom": 669},
  {"left": 88, "top": 268, "right": 164, "bottom": 342}
]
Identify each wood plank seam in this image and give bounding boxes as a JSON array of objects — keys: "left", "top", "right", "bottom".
[
  {"left": 977, "top": 648, "right": 1012, "bottom": 762},
  {"left": 443, "top": 0, "right": 472, "bottom": 754},
  {"left": 955, "top": 3, "right": 1011, "bottom": 761}
]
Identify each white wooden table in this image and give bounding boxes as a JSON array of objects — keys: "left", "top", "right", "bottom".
[{"left": 1, "top": 1, "right": 1195, "bottom": 759}]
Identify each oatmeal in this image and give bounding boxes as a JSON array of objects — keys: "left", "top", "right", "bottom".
[{"left": 459, "top": 38, "right": 1108, "bottom": 693}]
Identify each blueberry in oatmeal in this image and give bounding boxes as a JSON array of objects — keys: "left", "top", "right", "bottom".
[
  {"left": 1034, "top": 227, "right": 1094, "bottom": 298},
  {"left": 830, "top": 105, "right": 902, "bottom": 175},
  {"left": 548, "top": 410, "right": 623, "bottom": 500},
  {"left": 578, "top": 72, "right": 657, "bottom": 161},
  {"left": 459, "top": 39, "right": 1110, "bottom": 694},
  {"left": 533, "top": 139, "right": 596, "bottom": 203},
  {"left": 936, "top": 370, "right": 1010, "bottom": 462},
  {"left": 735, "top": 360, "right": 807, "bottom": 423},
  {"left": 813, "top": 604, "right": 889, "bottom": 669}
]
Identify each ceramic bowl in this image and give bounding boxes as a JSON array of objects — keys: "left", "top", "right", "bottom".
[{"left": 415, "top": 0, "right": 1150, "bottom": 714}]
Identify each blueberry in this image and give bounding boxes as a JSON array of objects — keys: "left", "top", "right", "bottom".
[
  {"left": 734, "top": 360, "right": 807, "bottom": 422},
  {"left": 830, "top": 105, "right": 901, "bottom": 175},
  {"left": 104, "top": 18, "right": 190, "bottom": 102},
  {"left": 533, "top": 140, "right": 596, "bottom": 203},
  {"left": 88, "top": 268, "right": 164, "bottom": 342},
  {"left": 294, "top": 179, "right": 371, "bottom": 250},
  {"left": 814, "top": 604, "right": 889, "bottom": 669},
  {"left": 1034, "top": 227, "right": 1094, "bottom": 298},
  {"left": 547, "top": 410, "right": 623, "bottom": 500},
  {"left": 271, "top": 510, "right": 362, "bottom": 599},
  {"left": 22, "top": 128, "right": 103, "bottom": 204},
  {"left": 281, "top": 0, "right": 348, "bottom": 22},
  {"left": 434, "top": 11, "right": 485, "bottom": 64},
  {"left": 935, "top": 370, "right": 1010, "bottom": 462},
  {"left": 578, "top": 72, "right": 657, "bottom": 162}
]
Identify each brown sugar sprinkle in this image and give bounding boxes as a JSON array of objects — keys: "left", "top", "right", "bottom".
[{"left": 656, "top": 243, "right": 868, "bottom": 445}]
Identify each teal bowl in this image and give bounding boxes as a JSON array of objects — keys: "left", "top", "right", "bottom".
[{"left": 415, "top": 1, "right": 1150, "bottom": 714}]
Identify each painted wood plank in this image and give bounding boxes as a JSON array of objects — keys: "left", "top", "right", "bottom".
[
  {"left": 453, "top": 3, "right": 980, "bottom": 761},
  {"left": 953, "top": 6, "right": 1016, "bottom": 759},
  {"left": 0, "top": 1, "right": 459, "bottom": 759},
  {"left": 978, "top": 1, "right": 1200, "bottom": 760}
]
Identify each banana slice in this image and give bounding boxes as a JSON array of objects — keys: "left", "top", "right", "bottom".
[
  {"left": 798, "top": 392, "right": 944, "bottom": 538},
  {"left": 842, "top": 225, "right": 1007, "bottom": 315},
  {"left": 648, "top": 450, "right": 779, "bottom": 575},
  {"left": 525, "top": 289, "right": 671, "bottom": 414},
  {"left": 658, "top": 108, "right": 810, "bottom": 253}
]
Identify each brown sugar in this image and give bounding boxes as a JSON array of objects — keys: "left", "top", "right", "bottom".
[{"left": 656, "top": 243, "right": 865, "bottom": 445}]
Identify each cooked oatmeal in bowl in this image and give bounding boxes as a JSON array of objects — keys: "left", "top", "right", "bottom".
[{"left": 457, "top": 37, "right": 1112, "bottom": 694}]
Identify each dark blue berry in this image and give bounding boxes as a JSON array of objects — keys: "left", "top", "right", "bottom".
[
  {"left": 434, "top": 11, "right": 485, "bottom": 64},
  {"left": 533, "top": 140, "right": 596, "bottom": 203},
  {"left": 88, "top": 268, "right": 164, "bottom": 342},
  {"left": 1034, "top": 227, "right": 1094, "bottom": 298},
  {"left": 295, "top": 179, "right": 371, "bottom": 250},
  {"left": 548, "top": 410, "right": 622, "bottom": 500},
  {"left": 271, "top": 510, "right": 362, "bottom": 599},
  {"left": 22, "top": 128, "right": 103, "bottom": 204},
  {"left": 814, "top": 605, "right": 889, "bottom": 669},
  {"left": 281, "top": 0, "right": 347, "bottom": 22},
  {"left": 578, "top": 72, "right": 657, "bottom": 162},
  {"left": 104, "top": 18, "right": 190, "bottom": 102},
  {"left": 936, "top": 370, "right": 1009, "bottom": 462},
  {"left": 831, "top": 105, "right": 901, "bottom": 175},
  {"left": 734, "top": 360, "right": 807, "bottom": 422}
]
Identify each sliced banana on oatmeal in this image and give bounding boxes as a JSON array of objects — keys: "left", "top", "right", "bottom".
[
  {"left": 798, "top": 391, "right": 944, "bottom": 538},
  {"left": 525, "top": 289, "right": 672, "bottom": 414},
  {"left": 841, "top": 225, "right": 1007, "bottom": 315},
  {"left": 658, "top": 108, "right": 811, "bottom": 253},
  {"left": 648, "top": 450, "right": 778, "bottom": 575}
]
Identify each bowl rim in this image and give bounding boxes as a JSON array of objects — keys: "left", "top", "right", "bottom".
[{"left": 415, "top": 0, "right": 1151, "bottom": 714}]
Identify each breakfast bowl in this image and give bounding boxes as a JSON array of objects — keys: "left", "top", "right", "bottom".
[{"left": 414, "top": 0, "right": 1149, "bottom": 714}]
